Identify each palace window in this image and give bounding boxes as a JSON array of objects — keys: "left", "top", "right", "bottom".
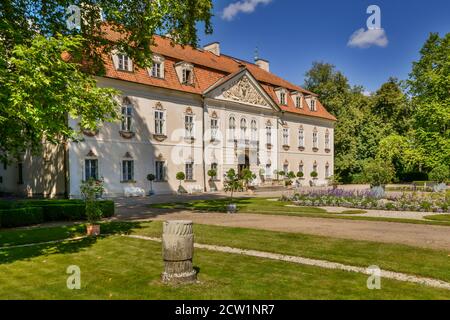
[
  {"left": 325, "top": 163, "right": 330, "bottom": 178},
  {"left": 280, "top": 92, "right": 286, "bottom": 105},
  {"left": 325, "top": 130, "right": 330, "bottom": 149},
  {"left": 185, "top": 114, "right": 194, "bottom": 138},
  {"left": 229, "top": 116, "right": 236, "bottom": 140},
  {"left": 154, "top": 110, "right": 165, "bottom": 135},
  {"left": 310, "top": 99, "right": 317, "bottom": 111},
  {"left": 283, "top": 163, "right": 289, "bottom": 174},
  {"left": 117, "top": 54, "right": 130, "bottom": 71},
  {"left": 313, "top": 129, "right": 318, "bottom": 149},
  {"left": 210, "top": 163, "right": 218, "bottom": 180},
  {"left": 283, "top": 128, "right": 289, "bottom": 146},
  {"left": 299, "top": 162, "right": 304, "bottom": 175},
  {"left": 266, "top": 124, "right": 272, "bottom": 145},
  {"left": 121, "top": 98, "right": 133, "bottom": 132},
  {"left": 155, "top": 161, "right": 165, "bottom": 181},
  {"left": 251, "top": 120, "right": 257, "bottom": 141},
  {"left": 122, "top": 160, "right": 134, "bottom": 182},
  {"left": 298, "top": 127, "right": 305, "bottom": 148},
  {"left": 182, "top": 68, "right": 193, "bottom": 85},
  {"left": 185, "top": 162, "right": 194, "bottom": 180},
  {"left": 240, "top": 118, "right": 247, "bottom": 140},
  {"left": 313, "top": 161, "right": 318, "bottom": 173},
  {"left": 211, "top": 118, "right": 218, "bottom": 141},
  {"left": 85, "top": 159, "right": 98, "bottom": 181},
  {"left": 151, "top": 62, "right": 162, "bottom": 78},
  {"left": 296, "top": 96, "right": 302, "bottom": 108}
]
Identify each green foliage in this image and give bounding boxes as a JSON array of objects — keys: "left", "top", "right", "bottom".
[
  {"left": 0, "top": 0, "right": 213, "bottom": 160},
  {"left": 223, "top": 169, "right": 242, "bottom": 200},
  {"left": 0, "top": 207, "right": 44, "bottom": 228},
  {"left": 176, "top": 172, "right": 185, "bottom": 181},
  {"left": 310, "top": 171, "right": 318, "bottom": 178},
  {"left": 296, "top": 171, "right": 304, "bottom": 178},
  {"left": 80, "top": 178, "right": 104, "bottom": 223},
  {"left": 287, "top": 171, "right": 296, "bottom": 179},
  {"left": 362, "top": 159, "right": 395, "bottom": 187},
  {"left": 207, "top": 169, "right": 217, "bottom": 179},
  {"left": 429, "top": 165, "right": 449, "bottom": 183},
  {"left": 146, "top": 174, "right": 155, "bottom": 181}
]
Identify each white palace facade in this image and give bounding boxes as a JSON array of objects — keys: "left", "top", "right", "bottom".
[{"left": 0, "top": 35, "right": 336, "bottom": 198}]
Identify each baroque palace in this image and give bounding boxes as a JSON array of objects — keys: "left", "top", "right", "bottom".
[{"left": 0, "top": 34, "right": 336, "bottom": 198}]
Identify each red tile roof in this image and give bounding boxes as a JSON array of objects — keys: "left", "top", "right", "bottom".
[{"left": 102, "top": 28, "right": 336, "bottom": 121}]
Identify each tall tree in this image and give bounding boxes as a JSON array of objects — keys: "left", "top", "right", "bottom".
[
  {"left": 407, "top": 32, "right": 450, "bottom": 170},
  {"left": 0, "top": 0, "right": 213, "bottom": 160}
]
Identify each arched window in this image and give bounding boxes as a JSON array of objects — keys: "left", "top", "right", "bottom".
[
  {"left": 184, "top": 107, "right": 194, "bottom": 139},
  {"left": 299, "top": 161, "right": 304, "bottom": 175},
  {"left": 266, "top": 121, "right": 272, "bottom": 146},
  {"left": 283, "top": 127, "right": 289, "bottom": 146},
  {"left": 210, "top": 112, "right": 219, "bottom": 141},
  {"left": 325, "top": 129, "right": 330, "bottom": 150},
  {"left": 251, "top": 120, "right": 257, "bottom": 141},
  {"left": 312, "top": 127, "right": 318, "bottom": 149},
  {"left": 298, "top": 126, "right": 305, "bottom": 148},
  {"left": 229, "top": 116, "right": 236, "bottom": 140},
  {"left": 240, "top": 118, "right": 247, "bottom": 140},
  {"left": 121, "top": 98, "right": 133, "bottom": 132}
]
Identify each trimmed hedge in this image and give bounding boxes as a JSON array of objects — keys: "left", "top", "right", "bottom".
[
  {"left": 0, "top": 207, "right": 44, "bottom": 228},
  {"left": 0, "top": 199, "right": 115, "bottom": 228}
]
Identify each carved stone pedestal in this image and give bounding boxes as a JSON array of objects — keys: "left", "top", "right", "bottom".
[{"left": 161, "top": 220, "right": 197, "bottom": 283}]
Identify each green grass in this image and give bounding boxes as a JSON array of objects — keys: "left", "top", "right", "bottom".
[
  {"left": 425, "top": 214, "right": 450, "bottom": 222},
  {"left": 149, "top": 198, "right": 450, "bottom": 226},
  {"left": 333, "top": 210, "right": 367, "bottom": 214},
  {"left": 1, "top": 220, "right": 450, "bottom": 298},
  {"left": 1, "top": 234, "right": 449, "bottom": 299}
]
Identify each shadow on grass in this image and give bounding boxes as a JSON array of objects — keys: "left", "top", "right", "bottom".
[
  {"left": 0, "top": 221, "right": 148, "bottom": 265},
  {"left": 149, "top": 197, "right": 256, "bottom": 213}
]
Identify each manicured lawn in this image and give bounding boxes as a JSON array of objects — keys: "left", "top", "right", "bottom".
[
  {"left": 425, "top": 214, "right": 450, "bottom": 222},
  {"left": 1, "top": 232, "right": 449, "bottom": 299},
  {"left": 149, "top": 198, "right": 450, "bottom": 226},
  {"left": 1, "top": 221, "right": 450, "bottom": 299}
]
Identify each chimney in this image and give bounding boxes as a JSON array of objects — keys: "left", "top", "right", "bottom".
[
  {"left": 203, "top": 42, "right": 220, "bottom": 56},
  {"left": 255, "top": 58, "right": 269, "bottom": 72}
]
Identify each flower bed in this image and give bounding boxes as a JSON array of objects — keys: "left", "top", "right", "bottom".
[{"left": 283, "top": 189, "right": 450, "bottom": 213}]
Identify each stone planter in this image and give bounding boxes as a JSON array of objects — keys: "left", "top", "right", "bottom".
[
  {"left": 227, "top": 203, "right": 237, "bottom": 214},
  {"left": 161, "top": 220, "right": 197, "bottom": 283},
  {"left": 86, "top": 224, "right": 100, "bottom": 236}
]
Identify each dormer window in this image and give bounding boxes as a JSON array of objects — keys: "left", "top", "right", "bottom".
[
  {"left": 296, "top": 96, "right": 302, "bottom": 108},
  {"left": 275, "top": 88, "right": 287, "bottom": 105},
  {"left": 116, "top": 53, "right": 132, "bottom": 71},
  {"left": 149, "top": 55, "right": 165, "bottom": 79},
  {"left": 182, "top": 69, "right": 192, "bottom": 84},
  {"left": 310, "top": 99, "right": 317, "bottom": 111},
  {"left": 175, "top": 61, "right": 194, "bottom": 85},
  {"left": 280, "top": 92, "right": 286, "bottom": 105}
]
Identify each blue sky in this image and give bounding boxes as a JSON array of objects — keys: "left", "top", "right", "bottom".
[{"left": 198, "top": 0, "right": 450, "bottom": 93}]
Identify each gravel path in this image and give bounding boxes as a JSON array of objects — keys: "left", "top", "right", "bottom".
[
  {"left": 125, "top": 234, "right": 450, "bottom": 291},
  {"left": 147, "top": 211, "right": 450, "bottom": 251}
]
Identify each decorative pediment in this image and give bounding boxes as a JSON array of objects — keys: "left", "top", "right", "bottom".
[{"left": 221, "top": 75, "right": 269, "bottom": 107}]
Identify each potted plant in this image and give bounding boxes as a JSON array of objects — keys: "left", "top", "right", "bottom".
[
  {"left": 207, "top": 169, "right": 217, "bottom": 191},
  {"left": 223, "top": 169, "right": 242, "bottom": 213},
  {"left": 147, "top": 173, "right": 155, "bottom": 196},
  {"left": 296, "top": 171, "right": 304, "bottom": 179},
  {"left": 310, "top": 171, "right": 318, "bottom": 179},
  {"left": 80, "top": 178, "right": 104, "bottom": 236},
  {"left": 176, "top": 172, "right": 187, "bottom": 194},
  {"left": 286, "top": 171, "right": 296, "bottom": 187}
]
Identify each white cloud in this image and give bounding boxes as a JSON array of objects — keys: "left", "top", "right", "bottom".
[
  {"left": 222, "top": 0, "right": 272, "bottom": 21},
  {"left": 347, "top": 28, "right": 388, "bottom": 48}
]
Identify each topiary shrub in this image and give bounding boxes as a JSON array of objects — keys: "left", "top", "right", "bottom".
[{"left": 0, "top": 207, "right": 44, "bottom": 228}]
